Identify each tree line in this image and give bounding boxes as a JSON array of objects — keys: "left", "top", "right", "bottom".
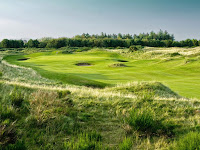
[{"left": 1, "top": 30, "right": 200, "bottom": 49}]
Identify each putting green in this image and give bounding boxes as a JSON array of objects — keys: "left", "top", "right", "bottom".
[{"left": 5, "top": 49, "right": 200, "bottom": 99}]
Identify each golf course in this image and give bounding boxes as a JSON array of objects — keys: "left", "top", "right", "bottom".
[
  {"left": 5, "top": 47, "right": 200, "bottom": 99},
  {"left": 1, "top": 0, "right": 200, "bottom": 149},
  {"left": 1, "top": 46, "right": 200, "bottom": 149}
]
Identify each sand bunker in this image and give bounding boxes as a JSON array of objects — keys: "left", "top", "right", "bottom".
[
  {"left": 75, "top": 63, "right": 92, "bottom": 66},
  {"left": 117, "top": 59, "right": 128, "bottom": 62},
  {"left": 18, "top": 58, "right": 30, "bottom": 61}
]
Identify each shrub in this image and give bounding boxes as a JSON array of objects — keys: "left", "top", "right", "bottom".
[
  {"left": 64, "top": 132, "right": 102, "bottom": 150},
  {"left": 172, "top": 132, "right": 200, "bottom": 150},
  {"left": 129, "top": 45, "right": 143, "bottom": 52},
  {"left": 119, "top": 137, "right": 133, "bottom": 150},
  {"left": 129, "top": 45, "right": 138, "bottom": 52}
]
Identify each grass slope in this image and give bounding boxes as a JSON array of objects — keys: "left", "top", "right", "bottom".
[
  {"left": 4, "top": 48, "right": 200, "bottom": 98},
  {"left": 0, "top": 80, "right": 200, "bottom": 149},
  {"left": 1, "top": 48, "right": 200, "bottom": 149}
]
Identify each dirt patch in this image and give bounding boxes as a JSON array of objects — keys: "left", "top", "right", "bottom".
[
  {"left": 75, "top": 63, "right": 92, "bottom": 66},
  {"left": 117, "top": 59, "right": 128, "bottom": 62},
  {"left": 109, "top": 63, "right": 127, "bottom": 68},
  {"left": 18, "top": 58, "right": 30, "bottom": 61}
]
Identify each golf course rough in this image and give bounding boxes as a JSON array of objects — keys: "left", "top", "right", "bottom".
[{"left": 4, "top": 48, "right": 200, "bottom": 99}]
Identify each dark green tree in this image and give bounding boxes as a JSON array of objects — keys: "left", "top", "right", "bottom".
[
  {"left": 1, "top": 39, "right": 10, "bottom": 48},
  {"left": 27, "top": 39, "right": 35, "bottom": 48}
]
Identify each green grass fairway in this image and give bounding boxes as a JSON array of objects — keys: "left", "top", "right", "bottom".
[{"left": 5, "top": 49, "right": 200, "bottom": 99}]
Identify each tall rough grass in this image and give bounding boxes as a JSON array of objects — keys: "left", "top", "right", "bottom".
[
  {"left": 1, "top": 48, "right": 200, "bottom": 149},
  {"left": 119, "top": 137, "right": 133, "bottom": 150},
  {"left": 126, "top": 108, "right": 158, "bottom": 134},
  {"left": 64, "top": 132, "right": 103, "bottom": 150},
  {"left": 9, "top": 88, "right": 25, "bottom": 107},
  {"left": 172, "top": 132, "right": 200, "bottom": 150},
  {"left": 1, "top": 60, "right": 56, "bottom": 85}
]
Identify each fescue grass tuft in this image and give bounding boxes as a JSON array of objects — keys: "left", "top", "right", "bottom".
[
  {"left": 0, "top": 104, "right": 16, "bottom": 121},
  {"left": 126, "top": 108, "right": 157, "bottom": 134},
  {"left": 9, "top": 88, "right": 25, "bottom": 107},
  {"left": 64, "top": 132, "right": 103, "bottom": 150},
  {"left": 57, "top": 90, "right": 71, "bottom": 98},
  {"left": 119, "top": 137, "right": 133, "bottom": 150},
  {"left": 172, "top": 132, "right": 200, "bottom": 150}
]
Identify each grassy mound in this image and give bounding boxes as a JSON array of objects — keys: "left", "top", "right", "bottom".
[
  {"left": 0, "top": 81, "right": 199, "bottom": 149},
  {"left": 1, "top": 47, "right": 200, "bottom": 149},
  {"left": 107, "top": 82, "right": 180, "bottom": 98},
  {"left": 3, "top": 48, "right": 200, "bottom": 98}
]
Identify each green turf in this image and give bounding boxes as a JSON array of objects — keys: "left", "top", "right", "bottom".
[{"left": 5, "top": 49, "right": 200, "bottom": 99}]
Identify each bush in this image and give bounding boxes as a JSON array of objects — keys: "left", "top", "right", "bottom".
[
  {"left": 129, "top": 45, "right": 138, "bottom": 52},
  {"left": 119, "top": 137, "right": 133, "bottom": 150},
  {"left": 64, "top": 132, "right": 102, "bottom": 150},
  {"left": 129, "top": 45, "right": 143, "bottom": 52},
  {"left": 172, "top": 132, "right": 200, "bottom": 150}
]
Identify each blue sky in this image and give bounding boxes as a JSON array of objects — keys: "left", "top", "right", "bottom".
[{"left": 0, "top": 0, "right": 200, "bottom": 40}]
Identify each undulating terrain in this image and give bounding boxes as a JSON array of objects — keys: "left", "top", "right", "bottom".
[{"left": 1, "top": 47, "right": 200, "bottom": 149}]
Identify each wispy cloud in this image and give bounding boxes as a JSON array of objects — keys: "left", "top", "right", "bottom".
[{"left": 0, "top": 0, "right": 199, "bottom": 40}]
